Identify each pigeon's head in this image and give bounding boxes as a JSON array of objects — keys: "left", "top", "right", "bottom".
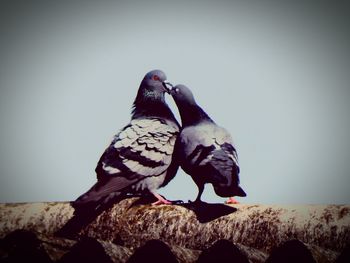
[
  {"left": 170, "top": 84, "right": 196, "bottom": 105},
  {"left": 141, "top": 70, "right": 172, "bottom": 95},
  {"left": 132, "top": 70, "right": 177, "bottom": 120}
]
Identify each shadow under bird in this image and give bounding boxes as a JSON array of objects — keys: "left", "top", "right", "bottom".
[
  {"left": 169, "top": 84, "right": 246, "bottom": 204},
  {"left": 73, "top": 70, "right": 180, "bottom": 210}
]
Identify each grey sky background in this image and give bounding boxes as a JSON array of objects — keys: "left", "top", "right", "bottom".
[{"left": 1, "top": 0, "right": 349, "bottom": 204}]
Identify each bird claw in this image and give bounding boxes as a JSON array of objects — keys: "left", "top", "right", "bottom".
[
  {"left": 151, "top": 192, "right": 173, "bottom": 205},
  {"left": 225, "top": 197, "right": 240, "bottom": 204}
]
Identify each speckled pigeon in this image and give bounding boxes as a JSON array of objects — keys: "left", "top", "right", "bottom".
[
  {"left": 170, "top": 84, "right": 246, "bottom": 204},
  {"left": 73, "top": 70, "right": 180, "bottom": 209}
]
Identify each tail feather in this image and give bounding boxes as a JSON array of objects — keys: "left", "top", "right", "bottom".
[
  {"left": 234, "top": 186, "right": 247, "bottom": 197},
  {"left": 72, "top": 175, "right": 136, "bottom": 209},
  {"left": 72, "top": 182, "right": 120, "bottom": 210},
  {"left": 56, "top": 191, "right": 124, "bottom": 239},
  {"left": 210, "top": 149, "right": 246, "bottom": 198},
  {"left": 213, "top": 184, "right": 247, "bottom": 198},
  {"left": 210, "top": 149, "right": 237, "bottom": 186}
]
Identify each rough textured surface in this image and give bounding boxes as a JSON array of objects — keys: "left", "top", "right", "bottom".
[{"left": 1, "top": 199, "right": 349, "bottom": 262}]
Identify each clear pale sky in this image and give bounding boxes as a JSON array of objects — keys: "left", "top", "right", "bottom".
[{"left": 1, "top": 0, "right": 349, "bottom": 204}]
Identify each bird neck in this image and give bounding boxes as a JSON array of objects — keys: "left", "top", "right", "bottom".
[
  {"left": 178, "top": 103, "right": 214, "bottom": 127},
  {"left": 131, "top": 91, "right": 177, "bottom": 122}
]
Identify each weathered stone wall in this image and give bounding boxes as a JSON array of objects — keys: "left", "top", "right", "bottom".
[{"left": 0, "top": 199, "right": 349, "bottom": 262}]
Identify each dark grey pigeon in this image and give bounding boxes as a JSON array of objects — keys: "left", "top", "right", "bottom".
[
  {"left": 170, "top": 84, "right": 246, "bottom": 204},
  {"left": 73, "top": 70, "right": 180, "bottom": 209}
]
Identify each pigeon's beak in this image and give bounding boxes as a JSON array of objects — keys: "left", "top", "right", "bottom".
[
  {"left": 162, "top": 81, "right": 173, "bottom": 94},
  {"left": 169, "top": 87, "right": 175, "bottom": 95}
]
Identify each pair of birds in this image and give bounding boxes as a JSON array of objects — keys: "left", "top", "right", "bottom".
[{"left": 73, "top": 70, "right": 246, "bottom": 211}]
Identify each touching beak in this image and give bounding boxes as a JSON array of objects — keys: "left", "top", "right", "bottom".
[{"left": 162, "top": 81, "right": 173, "bottom": 93}]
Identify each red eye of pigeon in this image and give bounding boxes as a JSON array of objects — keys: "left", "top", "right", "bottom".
[{"left": 152, "top": 75, "right": 160, "bottom": 81}]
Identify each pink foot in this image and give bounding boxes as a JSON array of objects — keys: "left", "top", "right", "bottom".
[
  {"left": 225, "top": 197, "right": 240, "bottom": 204},
  {"left": 152, "top": 193, "right": 172, "bottom": 205}
]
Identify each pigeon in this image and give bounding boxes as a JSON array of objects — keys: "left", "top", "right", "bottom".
[
  {"left": 170, "top": 84, "right": 246, "bottom": 203},
  {"left": 73, "top": 70, "right": 180, "bottom": 210}
]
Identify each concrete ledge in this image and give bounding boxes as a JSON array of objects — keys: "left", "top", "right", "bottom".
[{"left": 1, "top": 199, "right": 349, "bottom": 262}]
